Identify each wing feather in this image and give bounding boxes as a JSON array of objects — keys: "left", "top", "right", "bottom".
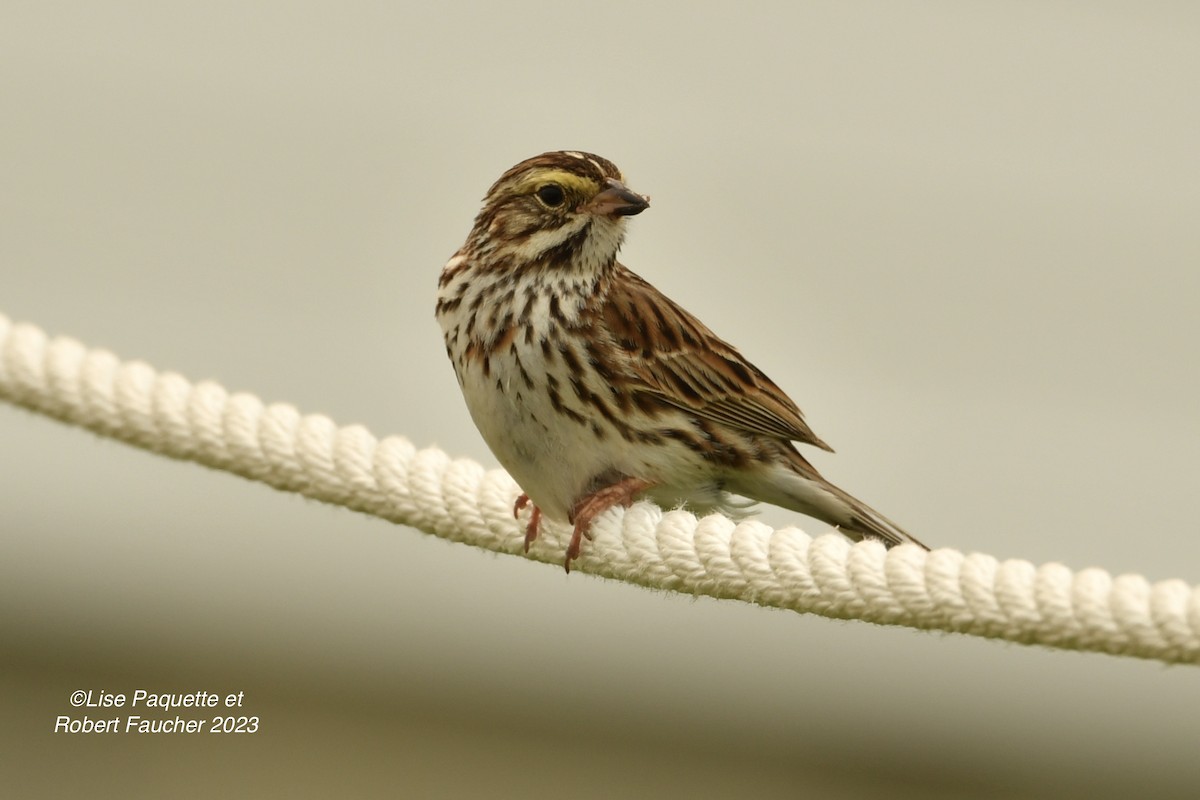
[{"left": 600, "top": 268, "right": 834, "bottom": 452}]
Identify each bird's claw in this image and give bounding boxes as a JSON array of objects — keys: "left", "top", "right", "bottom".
[
  {"left": 514, "top": 493, "right": 542, "bottom": 553},
  {"left": 563, "top": 476, "right": 654, "bottom": 573}
]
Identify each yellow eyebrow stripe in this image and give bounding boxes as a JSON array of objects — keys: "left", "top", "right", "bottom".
[{"left": 515, "top": 169, "right": 599, "bottom": 196}]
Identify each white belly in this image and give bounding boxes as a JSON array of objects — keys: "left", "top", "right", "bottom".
[
  {"left": 457, "top": 352, "right": 740, "bottom": 522},
  {"left": 456, "top": 344, "right": 621, "bottom": 520}
]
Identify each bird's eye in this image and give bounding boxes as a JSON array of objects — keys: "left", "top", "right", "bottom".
[{"left": 536, "top": 184, "right": 565, "bottom": 208}]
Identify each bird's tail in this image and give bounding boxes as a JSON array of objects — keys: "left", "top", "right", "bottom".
[
  {"left": 818, "top": 478, "right": 928, "bottom": 550},
  {"left": 729, "top": 456, "right": 929, "bottom": 550}
]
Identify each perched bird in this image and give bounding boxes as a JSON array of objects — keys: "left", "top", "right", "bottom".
[{"left": 436, "top": 151, "right": 927, "bottom": 571}]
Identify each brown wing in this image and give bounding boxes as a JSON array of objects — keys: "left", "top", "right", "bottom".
[{"left": 599, "top": 267, "right": 834, "bottom": 452}]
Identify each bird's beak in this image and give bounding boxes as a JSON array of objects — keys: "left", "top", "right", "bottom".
[{"left": 580, "top": 178, "right": 650, "bottom": 217}]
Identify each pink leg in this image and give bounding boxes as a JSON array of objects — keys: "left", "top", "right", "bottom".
[
  {"left": 513, "top": 493, "right": 542, "bottom": 553},
  {"left": 564, "top": 477, "right": 654, "bottom": 572}
]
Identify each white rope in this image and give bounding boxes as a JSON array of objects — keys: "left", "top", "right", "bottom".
[{"left": 2, "top": 311, "right": 1197, "bottom": 666}]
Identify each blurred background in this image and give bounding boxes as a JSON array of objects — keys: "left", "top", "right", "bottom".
[{"left": 2, "top": 2, "right": 1198, "bottom": 797}]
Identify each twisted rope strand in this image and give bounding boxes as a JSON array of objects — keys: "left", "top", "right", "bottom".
[{"left": 1, "top": 312, "right": 1197, "bottom": 665}]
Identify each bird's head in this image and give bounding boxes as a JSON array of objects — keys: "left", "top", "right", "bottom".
[{"left": 467, "top": 151, "right": 649, "bottom": 275}]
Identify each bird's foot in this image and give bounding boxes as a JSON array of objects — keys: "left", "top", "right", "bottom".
[
  {"left": 564, "top": 477, "right": 654, "bottom": 572},
  {"left": 513, "top": 493, "right": 542, "bottom": 553}
]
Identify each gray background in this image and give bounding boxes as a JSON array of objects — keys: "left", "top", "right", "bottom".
[{"left": 3, "top": 2, "right": 1198, "bottom": 797}]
